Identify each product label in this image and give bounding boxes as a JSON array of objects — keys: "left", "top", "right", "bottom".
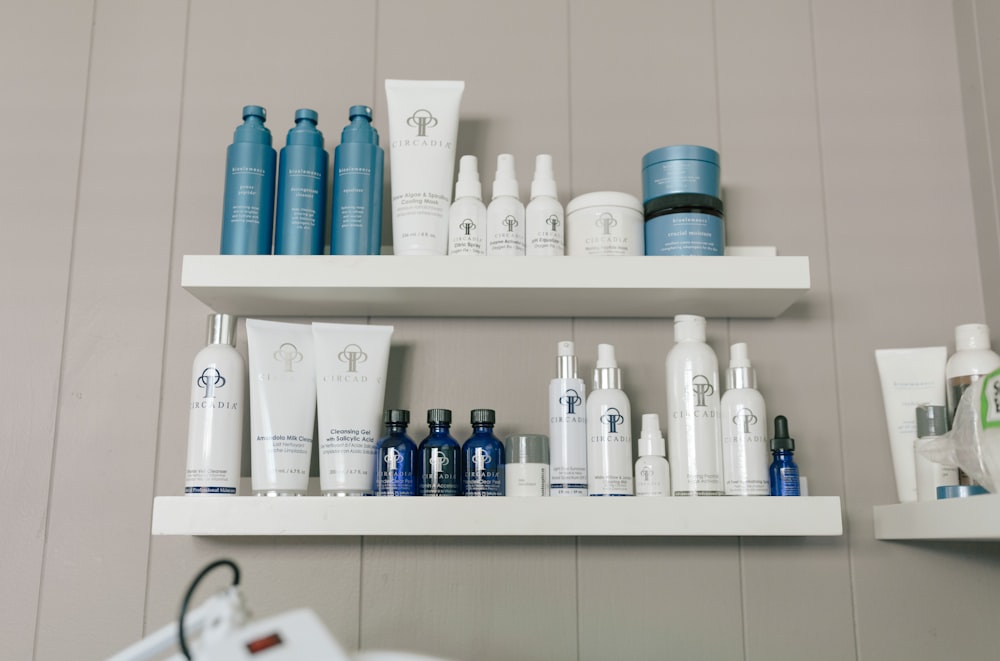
[
  {"left": 721, "top": 404, "right": 770, "bottom": 496},
  {"left": 449, "top": 213, "right": 485, "bottom": 255},
  {"left": 567, "top": 209, "right": 642, "bottom": 256},
  {"left": 667, "top": 368, "right": 723, "bottom": 495},
  {"left": 550, "top": 383, "right": 588, "bottom": 488},
  {"left": 506, "top": 464, "right": 549, "bottom": 496},
  {"left": 463, "top": 445, "right": 503, "bottom": 496},
  {"left": 587, "top": 403, "right": 634, "bottom": 495},
  {"left": 420, "top": 447, "right": 458, "bottom": 496},
  {"left": 979, "top": 368, "right": 1000, "bottom": 429},
  {"left": 376, "top": 444, "right": 415, "bottom": 496},
  {"left": 634, "top": 462, "right": 667, "bottom": 496},
  {"left": 644, "top": 212, "right": 724, "bottom": 256}
]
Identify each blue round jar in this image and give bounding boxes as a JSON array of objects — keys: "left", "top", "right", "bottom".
[
  {"left": 643, "top": 193, "right": 724, "bottom": 256},
  {"left": 641, "top": 145, "right": 720, "bottom": 202}
]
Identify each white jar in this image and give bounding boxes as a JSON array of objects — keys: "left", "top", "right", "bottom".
[{"left": 565, "top": 191, "right": 644, "bottom": 256}]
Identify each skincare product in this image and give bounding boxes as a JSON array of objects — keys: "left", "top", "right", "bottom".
[
  {"left": 643, "top": 193, "right": 725, "bottom": 256},
  {"left": 634, "top": 414, "right": 669, "bottom": 497},
  {"left": 946, "top": 323, "right": 1000, "bottom": 426},
  {"left": 505, "top": 434, "right": 550, "bottom": 496},
  {"left": 461, "top": 409, "right": 505, "bottom": 496},
  {"left": 486, "top": 154, "right": 526, "bottom": 255},
  {"left": 221, "top": 105, "right": 277, "bottom": 255},
  {"left": 312, "top": 322, "right": 394, "bottom": 496},
  {"left": 768, "top": 415, "right": 800, "bottom": 496},
  {"left": 586, "top": 343, "right": 634, "bottom": 496},
  {"left": 418, "top": 408, "right": 460, "bottom": 496},
  {"left": 666, "top": 315, "right": 724, "bottom": 496},
  {"left": 641, "top": 145, "right": 721, "bottom": 201},
  {"left": 245, "top": 319, "right": 316, "bottom": 496},
  {"left": 549, "top": 340, "right": 588, "bottom": 496},
  {"left": 274, "top": 109, "right": 328, "bottom": 255},
  {"left": 565, "top": 192, "right": 644, "bottom": 256},
  {"left": 525, "top": 154, "right": 564, "bottom": 256},
  {"left": 720, "top": 342, "right": 769, "bottom": 496},
  {"left": 874, "top": 346, "right": 947, "bottom": 503},
  {"left": 185, "top": 313, "right": 246, "bottom": 496},
  {"left": 375, "top": 409, "right": 417, "bottom": 496},
  {"left": 914, "top": 404, "right": 958, "bottom": 501},
  {"left": 447, "top": 155, "right": 487, "bottom": 255},
  {"left": 331, "top": 105, "right": 384, "bottom": 255},
  {"left": 384, "top": 79, "right": 464, "bottom": 255}
]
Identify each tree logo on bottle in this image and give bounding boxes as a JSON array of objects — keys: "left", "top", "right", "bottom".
[
  {"left": 338, "top": 343, "right": 368, "bottom": 372},
  {"left": 503, "top": 214, "right": 519, "bottom": 232},
  {"left": 472, "top": 447, "right": 492, "bottom": 473},
  {"left": 734, "top": 407, "right": 757, "bottom": 433},
  {"left": 560, "top": 388, "right": 582, "bottom": 414},
  {"left": 197, "top": 367, "right": 226, "bottom": 398},
  {"left": 459, "top": 218, "right": 476, "bottom": 235},
  {"left": 274, "top": 343, "right": 303, "bottom": 372},
  {"left": 640, "top": 465, "right": 652, "bottom": 482},
  {"left": 546, "top": 214, "right": 560, "bottom": 231},
  {"left": 601, "top": 407, "right": 625, "bottom": 433},
  {"left": 428, "top": 449, "right": 450, "bottom": 475},
  {"left": 384, "top": 447, "right": 404, "bottom": 472},
  {"left": 690, "top": 375, "right": 714, "bottom": 407},
  {"left": 407, "top": 109, "right": 438, "bottom": 137},
  {"left": 596, "top": 212, "right": 618, "bottom": 235}
]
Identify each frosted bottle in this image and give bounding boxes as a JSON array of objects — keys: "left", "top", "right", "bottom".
[
  {"left": 448, "top": 155, "right": 487, "bottom": 255},
  {"left": 486, "top": 153, "right": 526, "bottom": 255},
  {"left": 634, "top": 414, "right": 670, "bottom": 496},
  {"left": 666, "top": 314, "right": 724, "bottom": 496},
  {"left": 586, "top": 344, "right": 634, "bottom": 496},
  {"left": 274, "top": 109, "right": 328, "bottom": 255},
  {"left": 720, "top": 342, "right": 769, "bottom": 495},
  {"left": 331, "top": 105, "right": 385, "bottom": 255},
  {"left": 221, "top": 105, "right": 277, "bottom": 255},
  {"left": 549, "top": 340, "right": 588, "bottom": 496},
  {"left": 525, "top": 154, "right": 564, "bottom": 255},
  {"left": 185, "top": 314, "right": 246, "bottom": 495}
]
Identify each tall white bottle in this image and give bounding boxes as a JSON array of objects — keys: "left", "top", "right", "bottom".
[
  {"left": 185, "top": 313, "right": 246, "bottom": 495},
  {"left": 486, "top": 153, "right": 526, "bottom": 255},
  {"left": 549, "top": 340, "right": 588, "bottom": 496},
  {"left": 720, "top": 342, "right": 769, "bottom": 495},
  {"left": 634, "top": 413, "right": 670, "bottom": 496},
  {"left": 586, "top": 343, "right": 634, "bottom": 496},
  {"left": 666, "top": 314, "right": 724, "bottom": 496},
  {"left": 447, "top": 155, "right": 487, "bottom": 256},
  {"left": 525, "top": 154, "right": 564, "bottom": 256},
  {"left": 946, "top": 323, "right": 1000, "bottom": 423}
]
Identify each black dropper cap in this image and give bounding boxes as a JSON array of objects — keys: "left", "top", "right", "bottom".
[
  {"left": 384, "top": 409, "right": 409, "bottom": 425},
  {"left": 770, "top": 415, "right": 795, "bottom": 451},
  {"left": 427, "top": 408, "right": 452, "bottom": 425},
  {"left": 471, "top": 408, "right": 496, "bottom": 425}
]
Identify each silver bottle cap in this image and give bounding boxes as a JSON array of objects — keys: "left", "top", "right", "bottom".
[
  {"left": 206, "top": 313, "right": 237, "bottom": 346},
  {"left": 505, "top": 434, "right": 550, "bottom": 464}
]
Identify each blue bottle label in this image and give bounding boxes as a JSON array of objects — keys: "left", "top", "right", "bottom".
[
  {"left": 275, "top": 146, "right": 327, "bottom": 255},
  {"left": 221, "top": 143, "right": 276, "bottom": 255},
  {"left": 463, "top": 446, "right": 503, "bottom": 496},
  {"left": 420, "top": 446, "right": 458, "bottom": 496},
  {"left": 376, "top": 443, "right": 415, "bottom": 496},
  {"left": 644, "top": 211, "right": 724, "bottom": 256}
]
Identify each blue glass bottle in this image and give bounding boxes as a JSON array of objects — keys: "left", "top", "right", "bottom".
[
  {"left": 461, "top": 408, "right": 505, "bottom": 496},
  {"left": 330, "top": 105, "right": 385, "bottom": 255},
  {"left": 769, "top": 415, "right": 801, "bottom": 496},
  {"left": 274, "top": 109, "right": 329, "bottom": 255},
  {"left": 418, "top": 408, "right": 460, "bottom": 496},
  {"left": 375, "top": 409, "right": 417, "bottom": 496},
  {"left": 221, "top": 105, "right": 277, "bottom": 255}
]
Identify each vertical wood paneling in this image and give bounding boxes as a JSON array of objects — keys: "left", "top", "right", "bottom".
[{"left": 0, "top": 2, "right": 92, "bottom": 658}]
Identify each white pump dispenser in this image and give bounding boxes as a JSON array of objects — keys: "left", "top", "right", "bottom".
[
  {"left": 720, "top": 342, "right": 769, "bottom": 495},
  {"left": 634, "top": 413, "right": 670, "bottom": 496},
  {"left": 448, "top": 155, "right": 487, "bottom": 255},
  {"left": 525, "top": 154, "right": 564, "bottom": 256},
  {"left": 486, "top": 153, "right": 526, "bottom": 255},
  {"left": 549, "top": 340, "right": 588, "bottom": 496},
  {"left": 586, "top": 343, "right": 634, "bottom": 496}
]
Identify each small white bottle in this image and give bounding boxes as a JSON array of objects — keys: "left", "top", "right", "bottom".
[
  {"left": 586, "top": 343, "right": 634, "bottom": 496},
  {"left": 946, "top": 323, "right": 1000, "bottom": 422},
  {"left": 549, "top": 340, "right": 588, "bottom": 496},
  {"left": 486, "top": 153, "right": 526, "bottom": 255},
  {"left": 447, "top": 155, "right": 487, "bottom": 256},
  {"left": 666, "top": 314, "right": 724, "bottom": 496},
  {"left": 185, "top": 313, "right": 246, "bottom": 495},
  {"left": 634, "top": 414, "right": 670, "bottom": 496},
  {"left": 525, "top": 154, "right": 564, "bottom": 256},
  {"left": 720, "top": 342, "right": 769, "bottom": 496}
]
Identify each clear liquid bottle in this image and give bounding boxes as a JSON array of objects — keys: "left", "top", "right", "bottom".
[
  {"left": 418, "top": 408, "right": 460, "bottom": 496},
  {"left": 768, "top": 415, "right": 800, "bottom": 496},
  {"left": 375, "top": 409, "right": 417, "bottom": 496},
  {"left": 461, "top": 408, "right": 505, "bottom": 496}
]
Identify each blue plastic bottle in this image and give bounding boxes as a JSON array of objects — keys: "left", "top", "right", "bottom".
[
  {"left": 274, "top": 109, "right": 328, "bottom": 255},
  {"left": 418, "top": 408, "right": 460, "bottom": 496},
  {"left": 330, "top": 105, "right": 385, "bottom": 255},
  {"left": 375, "top": 409, "right": 417, "bottom": 496},
  {"left": 220, "top": 105, "right": 277, "bottom": 255},
  {"left": 769, "top": 415, "right": 801, "bottom": 496},
  {"left": 461, "top": 409, "right": 505, "bottom": 496}
]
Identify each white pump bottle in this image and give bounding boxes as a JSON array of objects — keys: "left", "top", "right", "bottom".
[{"left": 586, "top": 343, "right": 634, "bottom": 496}]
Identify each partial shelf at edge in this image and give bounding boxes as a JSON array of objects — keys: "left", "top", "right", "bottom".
[
  {"left": 181, "top": 254, "right": 811, "bottom": 318},
  {"left": 151, "top": 495, "right": 842, "bottom": 537},
  {"left": 873, "top": 494, "right": 1000, "bottom": 541}
]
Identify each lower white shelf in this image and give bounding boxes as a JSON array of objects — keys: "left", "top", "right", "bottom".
[
  {"left": 151, "top": 495, "right": 843, "bottom": 537},
  {"left": 873, "top": 494, "right": 1000, "bottom": 541}
]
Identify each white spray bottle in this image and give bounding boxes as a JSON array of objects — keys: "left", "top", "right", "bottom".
[
  {"left": 525, "top": 154, "right": 564, "bottom": 255},
  {"left": 720, "top": 342, "right": 769, "bottom": 495},
  {"left": 549, "top": 340, "right": 588, "bottom": 496},
  {"left": 447, "top": 155, "right": 487, "bottom": 256},
  {"left": 635, "top": 413, "right": 670, "bottom": 496},
  {"left": 586, "top": 343, "right": 634, "bottom": 496},
  {"left": 486, "top": 153, "right": 525, "bottom": 255}
]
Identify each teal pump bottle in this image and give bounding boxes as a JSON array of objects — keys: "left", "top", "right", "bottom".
[
  {"left": 221, "top": 105, "right": 277, "bottom": 255},
  {"left": 274, "top": 109, "right": 329, "bottom": 255},
  {"left": 331, "top": 106, "right": 385, "bottom": 255}
]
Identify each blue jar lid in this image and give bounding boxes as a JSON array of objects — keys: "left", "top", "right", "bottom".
[
  {"left": 642, "top": 145, "right": 719, "bottom": 169},
  {"left": 936, "top": 484, "right": 989, "bottom": 498}
]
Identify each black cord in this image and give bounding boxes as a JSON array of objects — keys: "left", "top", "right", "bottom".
[{"left": 177, "top": 558, "right": 241, "bottom": 660}]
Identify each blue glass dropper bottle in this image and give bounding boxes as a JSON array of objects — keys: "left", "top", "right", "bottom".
[
  {"left": 461, "top": 408, "right": 505, "bottom": 496},
  {"left": 418, "top": 408, "right": 460, "bottom": 496},
  {"left": 769, "top": 415, "right": 801, "bottom": 496},
  {"left": 375, "top": 409, "right": 417, "bottom": 496}
]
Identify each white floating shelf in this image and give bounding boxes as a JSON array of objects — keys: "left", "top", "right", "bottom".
[
  {"left": 873, "top": 494, "right": 1000, "bottom": 541},
  {"left": 152, "top": 495, "right": 842, "bottom": 537},
  {"left": 181, "top": 254, "right": 810, "bottom": 318}
]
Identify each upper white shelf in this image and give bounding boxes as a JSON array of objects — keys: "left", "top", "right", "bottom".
[
  {"left": 151, "top": 495, "right": 842, "bottom": 537},
  {"left": 873, "top": 494, "right": 1000, "bottom": 541},
  {"left": 181, "top": 254, "right": 810, "bottom": 318}
]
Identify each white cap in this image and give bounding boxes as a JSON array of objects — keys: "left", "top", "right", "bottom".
[
  {"left": 955, "top": 323, "right": 992, "bottom": 351},
  {"left": 454, "top": 155, "right": 482, "bottom": 200},
  {"left": 530, "top": 154, "right": 558, "bottom": 199},
  {"left": 492, "top": 153, "right": 519, "bottom": 199},
  {"left": 674, "top": 314, "right": 706, "bottom": 343},
  {"left": 596, "top": 343, "right": 617, "bottom": 368},
  {"left": 638, "top": 413, "right": 666, "bottom": 457}
]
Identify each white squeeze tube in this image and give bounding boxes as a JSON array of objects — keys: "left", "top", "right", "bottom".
[
  {"left": 384, "top": 79, "right": 465, "bottom": 255},
  {"left": 245, "top": 319, "right": 317, "bottom": 496},
  {"left": 874, "top": 346, "right": 947, "bottom": 503},
  {"left": 312, "top": 322, "right": 394, "bottom": 496}
]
